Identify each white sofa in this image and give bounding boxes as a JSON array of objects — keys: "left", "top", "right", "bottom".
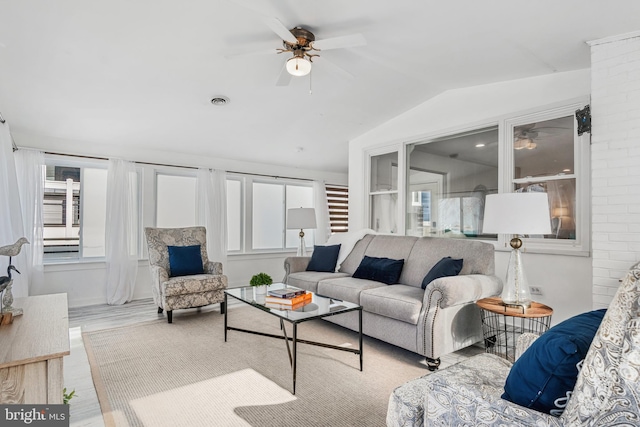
[{"left": 283, "top": 233, "right": 502, "bottom": 369}]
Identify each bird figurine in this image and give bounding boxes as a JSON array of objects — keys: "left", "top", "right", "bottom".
[
  {"left": 0, "top": 238, "right": 28, "bottom": 316},
  {"left": 0, "top": 264, "right": 20, "bottom": 289},
  {"left": 0, "top": 237, "right": 29, "bottom": 257}
]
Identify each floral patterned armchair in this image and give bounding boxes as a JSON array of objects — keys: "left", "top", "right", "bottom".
[
  {"left": 144, "top": 227, "right": 227, "bottom": 323},
  {"left": 387, "top": 260, "right": 640, "bottom": 426}
]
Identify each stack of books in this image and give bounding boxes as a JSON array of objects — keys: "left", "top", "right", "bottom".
[{"left": 265, "top": 288, "right": 312, "bottom": 310}]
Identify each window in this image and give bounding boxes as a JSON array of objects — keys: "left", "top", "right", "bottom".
[
  {"left": 156, "top": 173, "right": 197, "bottom": 228},
  {"left": 326, "top": 185, "right": 349, "bottom": 233},
  {"left": 155, "top": 172, "right": 313, "bottom": 253},
  {"left": 44, "top": 160, "right": 108, "bottom": 260},
  {"left": 406, "top": 127, "right": 499, "bottom": 238},
  {"left": 393, "top": 99, "right": 590, "bottom": 255},
  {"left": 369, "top": 152, "right": 398, "bottom": 233},
  {"left": 227, "top": 178, "right": 242, "bottom": 252},
  {"left": 505, "top": 102, "right": 589, "bottom": 254},
  {"left": 250, "top": 180, "right": 314, "bottom": 251}
]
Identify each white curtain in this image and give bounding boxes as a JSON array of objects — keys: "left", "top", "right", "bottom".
[
  {"left": 313, "top": 180, "right": 331, "bottom": 244},
  {"left": 14, "top": 149, "right": 45, "bottom": 295},
  {"left": 196, "top": 168, "right": 227, "bottom": 266},
  {"left": 0, "top": 122, "right": 27, "bottom": 297},
  {"left": 106, "top": 159, "right": 138, "bottom": 305}
]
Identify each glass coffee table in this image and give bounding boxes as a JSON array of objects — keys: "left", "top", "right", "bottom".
[{"left": 224, "top": 283, "right": 363, "bottom": 394}]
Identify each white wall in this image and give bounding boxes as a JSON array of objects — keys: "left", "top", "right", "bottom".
[
  {"left": 348, "top": 69, "right": 593, "bottom": 324},
  {"left": 590, "top": 32, "right": 640, "bottom": 308},
  {"left": 16, "top": 132, "right": 347, "bottom": 307}
]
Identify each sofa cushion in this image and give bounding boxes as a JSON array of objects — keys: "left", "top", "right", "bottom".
[
  {"left": 360, "top": 285, "right": 424, "bottom": 325},
  {"left": 502, "top": 309, "right": 607, "bottom": 415},
  {"left": 163, "top": 274, "right": 227, "bottom": 296},
  {"left": 286, "top": 271, "right": 350, "bottom": 293},
  {"left": 307, "top": 244, "right": 341, "bottom": 272},
  {"left": 421, "top": 257, "right": 463, "bottom": 289},
  {"left": 317, "top": 276, "right": 386, "bottom": 304},
  {"left": 353, "top": 256, "right": 405, "bottom": 285},
  {"left": 167, "top": 245, "right": 204, "bottom": 277}
]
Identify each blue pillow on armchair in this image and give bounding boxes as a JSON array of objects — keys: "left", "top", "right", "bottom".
[
  {"left": 502, "top": 308, "right": 606, "bottom": 416},
  {"left": 353, "top": 256, "right": 404, "bottom": 285},
  {"left": 306, "top": 244, "right": 341, "bottom": 272},
  {"left": 168, "top": 245, "right": 204, "bottom": 277}
]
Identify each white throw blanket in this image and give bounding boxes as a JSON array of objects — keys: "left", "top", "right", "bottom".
[{"left": 325, "top": 228, "right": 376, "bottom": 271}]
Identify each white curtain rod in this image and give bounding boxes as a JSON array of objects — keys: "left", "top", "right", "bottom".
[{"left": 37, "top": 150, "right": 328, "bottom": 184}]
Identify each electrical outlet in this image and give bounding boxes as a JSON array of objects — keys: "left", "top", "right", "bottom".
[{"left": 530, "top": 286, "right": 543, "bottom": 296}]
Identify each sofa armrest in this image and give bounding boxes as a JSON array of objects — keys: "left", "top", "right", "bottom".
[
  {"left": 423, "top": 274, "right": 503, "bottom": 309},
  {"left": 204, "top": 261, "right": 223, "bottom": 275},
  {"left": 283, "top": 256, "right": 311, "bottom": 283}
]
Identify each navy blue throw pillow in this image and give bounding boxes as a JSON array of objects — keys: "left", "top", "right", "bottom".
[
  {"left": 502, "top": 309, "right": 607, "bottom": 416},
  {"left": 352, "top": 256, "right": 404, "bottom": 285},
  {"left": 167, "top": 245, "right": 204, "bottom": 277},
  {"left": 306, "top": 244, "right": 341, "bottom": 273},
  {"left": 421, "top": 257, "right": 463, "bottom": 289}
]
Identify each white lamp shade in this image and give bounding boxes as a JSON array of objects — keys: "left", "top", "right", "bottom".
[
  {"left": 287, "top": 208, "right": 317, "bottom": 230},
  {"left": 482, "top": 193, "right": 552, "bottom": 235},
  {"left": 286, "top": 56, "right": 312, "bottom": 76}
]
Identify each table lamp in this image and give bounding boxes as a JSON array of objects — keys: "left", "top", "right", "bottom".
[
  {"left": 482, "top": 193, "right": 551, "bottom": 308},
  {"left": 287, "top": 208, "right": 317, "bottom": 256}
]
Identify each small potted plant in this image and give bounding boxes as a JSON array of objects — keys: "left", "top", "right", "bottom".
[{"left": 250, "top": 272, "right": 273, "bottom": 295}]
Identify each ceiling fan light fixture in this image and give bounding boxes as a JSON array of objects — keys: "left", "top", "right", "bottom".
[
  {"left": 514, "top": 137, "right": 535, "bottom": 150},
  {"left": 286, "top": 56, "right": 311, "bottom": 77}
]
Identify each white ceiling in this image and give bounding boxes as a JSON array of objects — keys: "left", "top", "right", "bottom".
[{"left": 1, "top": 1, "right": 639, "bottom": 174}]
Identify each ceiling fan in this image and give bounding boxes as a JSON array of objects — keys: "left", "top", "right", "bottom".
[
  {"left": 514, "top": 123, "right": 571, "bottom": 150},
  {"left": 229, "top": 15, "right": 366, "bottom": 86}
]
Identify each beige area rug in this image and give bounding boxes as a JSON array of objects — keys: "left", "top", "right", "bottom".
[{"left": 83, "top": 306, "right": 479, "bottom": 427}]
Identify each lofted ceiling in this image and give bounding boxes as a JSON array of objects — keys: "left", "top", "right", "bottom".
[{"left": 0, "top": 0, "right": 639, "bottom": 174}]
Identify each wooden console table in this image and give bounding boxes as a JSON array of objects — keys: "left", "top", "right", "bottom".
[{"left": 0, "top": 294, "right": 70, "bottom": 403}]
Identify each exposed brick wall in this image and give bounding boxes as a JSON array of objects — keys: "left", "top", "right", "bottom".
[{"left": 590, "top": 33, "right": 640, "bottom": 309}]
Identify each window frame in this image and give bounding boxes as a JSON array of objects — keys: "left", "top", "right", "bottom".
[
  {"left": 43, "top": 155, "right": 144, "bottom": 263},
  {"left": 502, "top": 100, "right": 590, "bottom": 256},
  {"left": 367, "top": 147, "right": 402, "bottom": 233},
  {"left": 372, "top": 97, "right": 591, "bottom": 256},
  {"left": 244, "top": 176, "right": 315, "bottom": 254}
]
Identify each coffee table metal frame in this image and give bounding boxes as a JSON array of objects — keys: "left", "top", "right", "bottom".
[{"left": 224, "top": 285, "right": 363, "bottom": 395}]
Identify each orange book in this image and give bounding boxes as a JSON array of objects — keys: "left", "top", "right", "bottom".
[
  {"left": 265, "top": 292, "right": 312, "bottom": 306},
  {"left": 265, "top": 299, "right": 311, "bottom": 311}
]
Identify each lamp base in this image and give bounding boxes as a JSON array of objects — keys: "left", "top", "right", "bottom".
[
  {"left": 296, "top": 231, "right": 307, "bottom": 257},
  {"left": 501, "top": 247, "right": 532, "bottom": 309}
]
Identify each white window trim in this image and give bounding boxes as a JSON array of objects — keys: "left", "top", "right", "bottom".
[
  {"left": 43, "top": 155, "right": 112, "bottom": 263},
  {"left": 502, "top": 99, "right": 590, "bottom": 256},
  {"left": 364, "top": 97, "right": 591, "bottom": 256},
  {"left": 366, "top": 146, "right": 403, "bottom": 233}
]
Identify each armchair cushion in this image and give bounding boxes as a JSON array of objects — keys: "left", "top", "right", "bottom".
[
  {"left": 168, "top": 245, "right": 204, "bottom": 277},
  {"left": 353, "top": 255, "right": 405, "bottom": 285},
  {"left": 421, "top": 256, "right": 463, "bottom": 289},
  {"left": 306, "top": 244, "right": 341, "bottom": 272},
  {"left": 502, "top": 309, "right": 606, "bottom": 415}
]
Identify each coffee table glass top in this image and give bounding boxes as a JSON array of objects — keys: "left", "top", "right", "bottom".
[{"left": 225, "top": 283, "right": 360, "bottom": 322}]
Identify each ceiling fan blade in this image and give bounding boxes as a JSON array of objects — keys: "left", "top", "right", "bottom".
[
  {"left": 264, "top": 17, "right": 297, "bottom": 44},
  {"left": 318, "top": 56, "right": 355, "bottom": 80},
  {"left": 275, "top": 62, "right": 292, "bottom": 86},
  {"left": 312, "top": 33, "right": 366, "bottom": 51},
  {"left": 224, "top": 47, "right": 277, "bottom": 60}
]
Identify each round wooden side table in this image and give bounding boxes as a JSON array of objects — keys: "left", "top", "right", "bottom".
[{"left": 476, "top": 297, "right": 553, "bottom": 362}]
